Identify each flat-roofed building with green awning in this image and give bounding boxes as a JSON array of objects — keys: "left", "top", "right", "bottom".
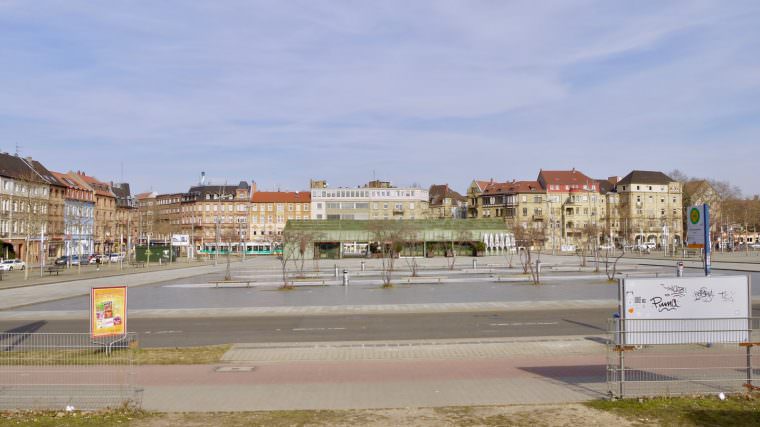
[{"left": 283, "top": 219, "right": 511, "bottom": 259}]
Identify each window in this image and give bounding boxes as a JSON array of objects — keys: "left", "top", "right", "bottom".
[
  {"left": 409, "top": 202, "right": 415, "bottom": 210},
  {"left": 522, "top": 207, "right": 528, "bottom": 216}
]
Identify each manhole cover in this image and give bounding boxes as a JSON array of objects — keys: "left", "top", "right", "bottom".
[{"left": 216, "top": 366, "right": 256, "bottom": 372}]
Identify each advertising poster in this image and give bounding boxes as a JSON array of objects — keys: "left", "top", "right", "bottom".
[{"left": 90, "top": 286, "right": 127, "bottom": 338}]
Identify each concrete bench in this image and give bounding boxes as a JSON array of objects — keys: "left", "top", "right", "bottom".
[
  {"left": 403, "top": 276, "right": 444, "bottom": 284},
  {"left": 45, "top": 265, "right": 65, "bottom": 276},
  {"left": 212, "top": 280, "right": 253, "bottom": 288}
]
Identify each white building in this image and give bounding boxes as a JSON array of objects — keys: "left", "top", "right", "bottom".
[{"left": 310, "top": 180, "right": 429, "bottom": 220}]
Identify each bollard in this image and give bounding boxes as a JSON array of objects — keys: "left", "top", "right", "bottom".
[
  {"left": 343, "top": 269, "right": 349, "bottom": 286},
  {"left": 361, "top": 261, "right": 365, "bottom": 272},
  {"left": 472, "top": 259, "right": 477, "bottom": 269},
  {"left": 334, "top": 264, "right": 338, "bottom": 278},
  {"left": 676, "top": 261, "right": 684, "bottom": 277}
]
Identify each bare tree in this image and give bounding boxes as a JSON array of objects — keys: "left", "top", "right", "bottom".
[
  {"left": 446, "top": 230, "right": 473, "bottom": 271},
  {"left": 402, "top": 223, "right": 422, "bottom": 277},
  {"left": 514, "top": 224, "right": 545, "bottom": 285},
  {"left": 604, "top": 246, "right": 626, "bottom": 281},
  {"left": 274, "top": 232, "right": 297, "bottom": 289},
  {"left": 291, "top": 230, "right": 320, "bottom": 278},
  {"left": 369, "top": 220, "right": 409, "bottom": 288},
  {"left": 15, "top": 170, "right": 49, "bottom": 280},
  {"left": 581, "top": 223, "right": 601, "bottom": 272}
]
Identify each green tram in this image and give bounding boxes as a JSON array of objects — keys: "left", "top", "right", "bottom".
[{"left": 198, "top": 241, "right": 282, "bottom": 256}]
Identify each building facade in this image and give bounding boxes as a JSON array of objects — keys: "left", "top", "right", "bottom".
[
  {"left": 616, "top": 170, "right": 683, "bottom": 247},
  {"left": 0, "top": 153, "right": 58, "bottom": 262},
  {"left": 52, "top": 171, "right": 95, "bottom": 258},
  {"left": 429, "top": 184, "right": 467, "bottom": 219},
  {"left": 310, "top": 180, "right": 429, "bottom": 220},
  {"left": 250, "top": 190, "right": 310, "bottom": 237}
]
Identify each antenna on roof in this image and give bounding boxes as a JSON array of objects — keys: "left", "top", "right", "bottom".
[{"left": 14, "top": 143, "right": 21, "bottom": 156}]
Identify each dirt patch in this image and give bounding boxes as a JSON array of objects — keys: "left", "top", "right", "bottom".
[{"left": 130, "top": 404, "right": 633, "bottom": 427}]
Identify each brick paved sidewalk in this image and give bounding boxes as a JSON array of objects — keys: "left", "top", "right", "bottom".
[{"left": 139, "top": 336, "right": 609, "bottom": 411}]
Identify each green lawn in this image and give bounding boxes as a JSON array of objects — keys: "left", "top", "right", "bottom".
[{"left": 587, "top": 395, "right": 760, "bottom": 426}]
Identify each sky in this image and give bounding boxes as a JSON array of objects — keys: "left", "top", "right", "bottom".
[{"left": 1, "top": 1, "right": 759, "bottom": 196}]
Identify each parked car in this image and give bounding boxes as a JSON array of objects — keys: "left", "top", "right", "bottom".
[
  {"left": 750, "top": 243, "right": 760, "bottom": 249},
  {"left": 54, "top": 256, "right": 69, "bottom": 266},
  {"left": 87, "top": 254, "right": 99, "bottom": 264},
  {"left": 108, "top": 253, "right": 124, "bottom": 262},
  {"left": 599, "top": 244, "right": 614, "bottom": 250},
  {"left": 0, "top": 259, "right": 26, "bottom": 271}
]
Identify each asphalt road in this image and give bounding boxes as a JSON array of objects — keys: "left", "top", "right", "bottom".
[{"left": 4, "top": 305, "right": 760, "bottom": 347}]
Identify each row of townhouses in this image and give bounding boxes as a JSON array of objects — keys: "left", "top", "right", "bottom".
[
  {"left": 466, "top": 169, "right": 684, "bottom": 249},
  {"left": 0, "top": 152, "right": 136, "bottom": 263},
  {"left": 1, "top": 150, "right": 704, "bottom": 261}
]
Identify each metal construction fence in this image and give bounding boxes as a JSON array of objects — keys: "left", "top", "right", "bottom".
[
  {"left": 0, "top": 332, "right": 140, "bottom": 410},
  {"left": 607, "top": 318, "right": 760, "bottom": 398}
]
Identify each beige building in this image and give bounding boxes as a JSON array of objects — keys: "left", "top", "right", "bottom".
[
  {"left": 616, "top": 170, "right": 683, "bottom": 247},
  {"left": 69, "top": 172, "right": 117, "bottom": 254},
  {"left": 466, "top": 180, "right": 493, "bottom": 218},
  {"left": 250, "top": 190, "right": 310, "bottom": 237},
  {"left": 428, "top": 184, "right": 467, "bottom": 219},
  {"left": 0, "top": 153, "right": 58, "bottom": 262}
]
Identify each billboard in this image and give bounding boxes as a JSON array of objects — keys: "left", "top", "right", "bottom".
[
  {"left": 171, "top": 234, "right": 190, "bottom": 246},
  {"left": 619, "top": 276, "right": 750, "bottom": 345},
  {"left": 686, "top": 205, "right": 706, "bottom": 248},
  {"left": 90, "top": 286, "right": 127, "bottom": 338}
]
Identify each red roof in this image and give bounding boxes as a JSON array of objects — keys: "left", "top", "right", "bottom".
[
  {"left": 251, "top": 191, "right": 311, "bottom": 203},
  {"left": 73, "top": 171, "right": 115, "bottom": 197},
  {"left": 484, "top": 180, "right": 544, "bottom": 194},
  {"left": 51, "top": 171, "right": 89, "bottom": 191},
  {"left": 538, "top": 169, "right": 598, "bottom": 192},
  {"left": 135, "top": 192, "right": 156, "bottom": 200}
]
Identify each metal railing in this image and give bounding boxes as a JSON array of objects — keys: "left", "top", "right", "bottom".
[
  {"left": 607, "top": 318, "right": 760, "bottom": 398},
  {"left": 0, "top": 332, "right": 140, "bottom": 410}
]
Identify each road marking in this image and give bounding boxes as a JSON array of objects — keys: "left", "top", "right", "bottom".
[
  {"left": 153, "top": 330, "right": 183, "bottom": 334},
  {"left": 291, "top": 327, "right": 347, "bottom": 331},
  {"left": 489, "top": 322, "right": 558, "bottom": 327}
]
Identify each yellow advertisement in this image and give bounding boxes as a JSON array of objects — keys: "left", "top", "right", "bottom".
[{"left": 90, "top": 286, "right": 127, "bottom": 338}]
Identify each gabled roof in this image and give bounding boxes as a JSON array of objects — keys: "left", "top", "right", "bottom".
[
  {"left": 51, "top": 171, "right": 89, "bottom": 191},
  {"left": 595, "top": 179, "right": 616, "bottom": 195},
  {"left": 429, "top": 184, "right": 466, "bottom": 205},
  {"left": 72, "top": 171, "right": 116, "bottom": 197},
  {"left": 470, "top": 180, "right": 495, "bottom": 192},
  {"left": 0, "top": 153, "right": 61, "bottom": 186},
  {"left": 135, "top": 192, "right": 157, "bottom": 200},
  {"left": 483, "top": 180, "right": 544, "bottom": 194},
  {"left": 251, "top": 191, "right": 311, "bottom": 203},
  {"left": 617, "top": 170, "right": 674, "bottom": 186},
  {"left": 537, "top": 169, "right": 595, "bottom": 188}
]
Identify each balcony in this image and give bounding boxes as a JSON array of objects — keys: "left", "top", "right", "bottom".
[
  {"left": 392, "top": 208, "right": 404, "bottom": 215},
  {"left": 532, "top": 214, "right": 544, "bottom": 221}
]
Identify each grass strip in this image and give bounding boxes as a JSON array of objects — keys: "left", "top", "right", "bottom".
[
  {"left": 0, "top": 344, "right": 231, "bottom": 365},
  {"left": 587, "top": 394, "right": 760, "bottom": 426}
]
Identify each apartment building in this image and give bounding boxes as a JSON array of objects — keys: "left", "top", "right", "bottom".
[
  {"left": 616, "top": 170, "right": 683, "bottom": 247},
  {"left": 182, "top": 181, "right": 251, "bottom": 248},
  {"left": 310, "top": 180, "right": 429, "bottom": 220},
  {"left": 466, "top": 180, "right": 493, "bottom": 218},
  {"left": 0, "top": 153, "right": 59, "bottom": 261},
  {"left": 111, "top": 182, "right": 136, "bottom": 252},
  {"left": 51, "top": 171, "right": 95, "bottom": 258},
  {"left": 250, "top": 190, "right": 310, "bottom": 236},
  {"left": 428, "top": 184, "right": 467, "bottom": 219},
  {"left": 68, "top": 172, "right": 117, "bottom": 254}
]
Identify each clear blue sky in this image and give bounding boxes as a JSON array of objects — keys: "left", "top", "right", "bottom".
[{"left": 1, "top": 1, "right": 759, "bottom": 195}]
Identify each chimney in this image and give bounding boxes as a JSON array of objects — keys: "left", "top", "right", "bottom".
[
  {"left": 608, "top": 176, "right": 620, "bottom": 185},
  {"left": 200, "top": 171, "right": 206, "bottom": 186},
  {"left": 250, "top": 181, "right": 257, "bottom": 194}
]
